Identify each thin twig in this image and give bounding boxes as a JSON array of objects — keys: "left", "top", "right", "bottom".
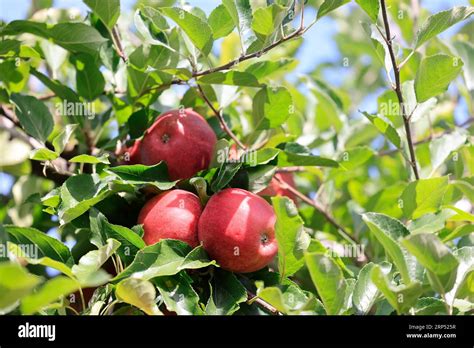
[
  {"left": 195, "top": 84, "right": 247, "bottom": 150},
  {"left": 380, "top": 0, "right": 420, "bottom": 180},
  {"left": 378, "top": 117, "right": 474, "bottom": 156},
  {"left": 111, "top": 25, "right": 127, "bottom": 63},
  {"left": 247, "top": 290, "right": 280, "bottom": 315},
  {"left": 0, "top": 108, "right": 73, "bottom": 182},
  {"left": 273, "top": 176, "right": 363, "bottom": 248}
]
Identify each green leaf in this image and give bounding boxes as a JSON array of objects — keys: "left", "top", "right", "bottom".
[
  {"left": 338, "top": 146, "right": 374, "bottom": 171},
  {"left": 414, "top": 297, "right": 448, "bottom": 315},
  {"left": 278, "top": 151, "right": 339, "bottom": 168},
  {"left": 10, "top": 94, "right": 54, "bottom": 143},
  {"left": 252, "top": 4, "right": 285, "bottom": 44},
  {"left": 71, "top": 53, "right": 106, "bottom": 100},
  {"left": 205, "top": 269, "right": 247, "bottom": 315},
  {"left": 272, "top": 196, "right": 308, "bottom": 279},
  {"left": 253, "top": 86, "right": 293, "bottom": 130},
  {"left": 244, "top": 148, "right": 280, "bottom": 167},
  {"left": 113, "top": 240, "right": 215, "bottom": 282},
  {"left": 353, "top": 262, "right": 392, "bottom": 315},
  {"left": 50, "top": 23, "right": 108, "bottom": 56},
  {"left": 0, "top": 39, "right": 21, "bottom": 56},
  {"left": 7, "top": 242, "right": 74, "bottom": 278},
  {"left": 247, "top": 165, "right": 277, "bottom": 193},
  {"left": 402, "top": 233, "right": 459, "bottom": 275},
  {"left": 5, "top": 225, "right": 73, "bottom": 265},
  {"left": 317, "top": 0, "right": 350, "bottom": 19},
  {"left": 442, "top": 224, "right": 474, "bottom": 243},
  {"left": 415, "top": 54, "right": 464, "bottom": 102},
  {"left": 208, "top": 4, "right": 235, "bottom": 39},
  {"left": 30, "top": 69, "right": 81, "bottom": 104},
  {"left": 0, "top": 262, "right": 42, "bottom": 313},
  {"left": 69, "top": 154, "right": 110, "bottom": 164},
  {"left": 407, "top": 211, "right": 451, "bottom": 235},
  {"left": 362, "top": 112, "right": 401, "bottom": 148},
  {"left": 107, "top": 163, "right": 177, "bottom": 190},
  {"left": 84, "top": 0, "right": 120, "bottom": 29},
  {"left": 139, "top": 6, "right": 169, "bottom": 32},
  {"left": 414, "top": 6, "right": 474, "bottom": 48},
  {"left": 20, "top": 276, "right": 79, "bottom": 315},
  {"left": 154, "top": 273, "right": 204, "bottom": 315},
  {"left": 52, "top": 124, "right": 77, "bottom": 154},
  {"left": 443, "top": 205, "right": 474, "bottom": 222},
  {"left": 160, "top": 7, "right": 213, "bottom": 55},
  {"left": 0, "top": 60, "right": 29, "bottom": 93},
  {"left": 255, "top": 282, "right": 323, "bottom": 314},
  {"left": 58, "top": 174, "right": 112, "bottom": 223},
  {"left": 222, "top": 0, "right": 256, "bottom": 52},
  {"left": 1, "top": 20, "right": 49, "bottom": 38},
  {"left": 305, "top": 252, "right": 346, "bottom": 315},
  {"left": 400, "top": 176, "right": 449, "bottom": 219},
  {"left": 198, "top": 71, "right": 260, "bottom": 87},
  {"left": 313, "top": 86, "right": 343, "bottom": 132},
  {"left": 453, "top": 41, "right": 474, "bottom": 91},
  {"left": 89, "top": 210, "right": 145, "bottom": 264},
  {"left": 355, "top": 0, "right": 380, "bottom": 22},
  {"left": 29, "top": 148, "right": 59, "bottom": 161},
  {"left": 429, "top": 130, "right": 467, "bottom": 175},
  {"left": 72, "top": 238, "right": 120, "bottom": 286},
  {"left": 447, "top": 247, "right": 474, "bottom": 303},
  {"left": 129, "top": 44, "right": 175, "bottom": 71},
  {"left": 361, "top": 213, "right": 411, "bottom": 284},
  {"left": 211, "top": 162, "right": 242, "bottom": 192},
  {"left": 245, "top": 58, "right": 296, "bottom": 80},
  {"left": 370, "top": 265, "right": 423, "bottom": 314},
  {"left": 116, "top": 278, "right": 162, "bottom": 315},
  {"left": 451, "top": 180, "right": 474, "bottom": 202}
]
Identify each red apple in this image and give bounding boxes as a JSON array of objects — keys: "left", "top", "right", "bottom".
[
  {"left": 259, "top": 172, "right": 297, "bottom": 202},
  {"left": 127, "top": 108, "right": 217, "bottom": 180},
  {"left": 198, "top": 188, "right": 277, "bottom": 273},
  {"left": 138, "top": 189, "right": 202, "bottom": 247}
]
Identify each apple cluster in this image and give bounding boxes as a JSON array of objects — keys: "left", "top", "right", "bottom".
[{"left": 128, "top": 108, "right": 296, "bottom": 273}]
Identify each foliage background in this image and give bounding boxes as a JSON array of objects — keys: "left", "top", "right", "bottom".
[{"left": 0, "top": 0, "right": 473, "bottom": 316}]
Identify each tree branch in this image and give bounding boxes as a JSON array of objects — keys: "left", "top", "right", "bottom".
[
  {"left": 195, "top": 84, "right": 247, "bottom": 150},
  {"left": 193, "top": 26, "right": 304, "bottom": 79},
  {"left": 111, "top": 25, "right": 127, "bottom": 63},
  {"left": 0, "top": 107, "right": 72, "bottom": 184},
  {"left": 273, "top": 176, "right": 363, "bottom": 247},
  {"left": 247, "top": 290, "right": 280, "bottom": 315},
  {"left": 378, "top": 117, "right": 474, "bottom": 156},
  {"left": 380, "top": 0, "right": 420, "bottom": 180}
]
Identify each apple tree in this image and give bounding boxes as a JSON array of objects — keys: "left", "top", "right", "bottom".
[{"left": 0, "top": 0, "right": 473, "bottom": 316}]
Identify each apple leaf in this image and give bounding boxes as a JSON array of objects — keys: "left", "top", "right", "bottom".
[
  {"left": 21, "top": 276, "right": 79, "bottom": 315},
  {"left": 116, "top": 278, "right": 162, "bottom": 315},
  {"left": 10, "top": 94, "right": 54, "bottom": 143},
  {"left": 361, "top": 213, "right": 411, "bottom": 284},
  {"left": 415, "top": 54, "right": 463, "bottom": 102},
  {"left": 400, "top": 176, "right": 449, "bottom": 220},
  {"left": 84, "top": 0, "right": 120, "bottom": 29},
  {"left": 414, "top": 6, "right": 474, "bottom": 48},
  {"left": 112, "top": 240, "right": 215, "bottom": 282},
  {"left": 305, "top": 252, "right": 346, "bottom": 315},
  {"left": 205, "top": 269, "right": 247, "bottom": 315},
  {"left": 370, "top": 265, "right": 423, "bottom": 314},
  {"left": 0, "top": 262, "right": 42, "bottom": 313},
  {"left": 272, "top": 196, "right": 308, "bottom": 280}
]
